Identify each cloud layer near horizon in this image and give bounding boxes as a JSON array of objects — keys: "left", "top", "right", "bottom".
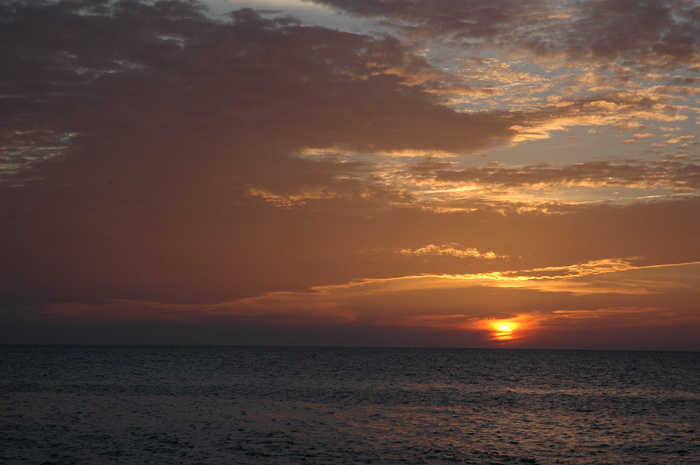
[{"left": 1, "top": 0, "right": 699, "bottom": 349}]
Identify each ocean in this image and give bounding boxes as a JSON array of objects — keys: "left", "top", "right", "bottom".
[{"left": 1, "top": 346, "right": 698, "bottom": 464}]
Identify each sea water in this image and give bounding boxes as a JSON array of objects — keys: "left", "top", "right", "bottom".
[{"left": 1, "top": 346, "right": 698, "bottom": 464}]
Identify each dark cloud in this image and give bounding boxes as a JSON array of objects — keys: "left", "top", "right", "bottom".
[
  {"left": 312, "top": 0, "right": 551, "bottom": 41},
  {"left": 562, "top": 0, "right": 700, "bottom": 65},
  {"left": 313, "top": 0, "right": 700, "bottom": 66},
  {"left": 0, "top": 0, "right": 517, "bottom": 307},
  {"left": 0, "top": 0, "right": 516, "bottom": 167}
]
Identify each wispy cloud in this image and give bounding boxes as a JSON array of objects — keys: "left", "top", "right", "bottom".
[
  {"left": 398, "top": 243, "right": 503, "bottom": 259},
  {"left": 15, "top": 259, "right": 699, "bottom": 348}
]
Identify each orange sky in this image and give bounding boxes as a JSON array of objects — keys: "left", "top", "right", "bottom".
[{"left": 1, "top": 0, "right": 699, "bottom": 350}]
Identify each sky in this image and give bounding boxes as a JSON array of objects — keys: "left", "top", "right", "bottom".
[{"left": 1, "top": 0, "right": 699, "bottom": 350}]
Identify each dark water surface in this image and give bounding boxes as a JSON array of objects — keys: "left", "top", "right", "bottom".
[{"left": 1, "top": 346, "right": 698, "bottom": 464}]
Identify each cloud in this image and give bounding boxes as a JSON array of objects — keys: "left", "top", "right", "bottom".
[
  {"left": 623, "top": 132, "right": 654, "bottom": 143},
  {"left": 398, "top": 243, "right": 503, "bottom": 259},
  {"left": 312, "top": 0, "right": 700, "bottom": 66},
  {"left": 0, "top": 1, "right": 520, "bottom": 164},
  {"left": 0, "top": 0, "right": 522, "bottom": 302},
  {"left": 430, "top": 160, "right": 700, "bottom": 191},
  {"left": 9, "top": 259, "right": 699, "bottom": 348},
  {"left": 142, "top": 259, "right": 700, "bottom": 320},
  {"left": 1, "top": 1, "right": 699, "bottom": 349}
]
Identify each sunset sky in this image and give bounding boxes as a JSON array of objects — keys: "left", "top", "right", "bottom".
[{"left": 1, "top": 0, "right": 699, "bottom": 350}]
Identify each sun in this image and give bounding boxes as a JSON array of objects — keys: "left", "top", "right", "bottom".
[
  {"left": 495, "top": 322, "right": 515, "bottom": 333},
  {"left": 488, "top": 320, "right": 520, "bottom": 341}
]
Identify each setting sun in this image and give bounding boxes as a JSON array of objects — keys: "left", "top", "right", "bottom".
[
  {"left": 492, "top": 322, "right": 517, "bottom": 341},
  {"left": 479, "top": 319, "right": 523, "bottom": 342},
  {"left": 495, "top": 323, "right": 516, "bottom": 334}
]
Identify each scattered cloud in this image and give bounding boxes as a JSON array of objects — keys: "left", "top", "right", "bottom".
[{"left": 398, "top": 243, "right": 503, "bottom": 259}]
